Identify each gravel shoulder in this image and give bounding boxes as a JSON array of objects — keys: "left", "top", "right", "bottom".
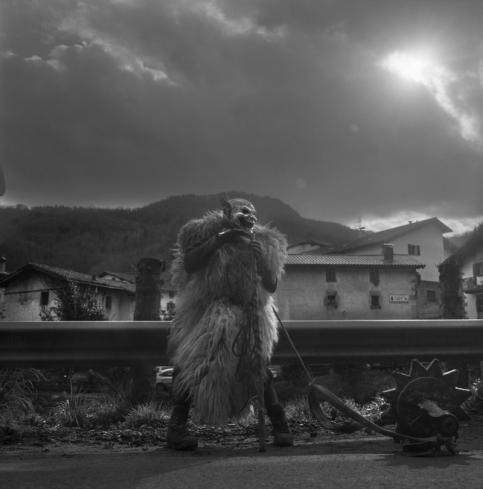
[{"left": 1, "top": 414, "right": 482, "bottom": 458}]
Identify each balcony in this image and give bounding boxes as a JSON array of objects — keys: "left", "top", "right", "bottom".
[{"left": 463, "top": 276, "right": 483, "bottom": 294}]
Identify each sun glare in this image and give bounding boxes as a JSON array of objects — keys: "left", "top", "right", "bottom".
[{"left": 381, "top": 51, "right": 438, "bottom": 86}]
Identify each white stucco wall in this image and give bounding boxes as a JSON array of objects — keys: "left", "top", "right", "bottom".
[
  {"left": 353, "top": 223, "right": 447, "bottom": 282},
  {"left": 1, "top": 272, "right": 135, "bottom": 321},
  {"left": 2, "top": 273, "right": 56, "bottom": 321},
  {"left": 277, "top": 265, "right": 419, "bottom": 320},
  {"left": 100, "top": 290, "right": 134, "bottom": 320}
]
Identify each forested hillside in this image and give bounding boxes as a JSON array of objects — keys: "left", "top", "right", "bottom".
[{"left": 0, "top": 192, "right": 360, "bottom": 274}]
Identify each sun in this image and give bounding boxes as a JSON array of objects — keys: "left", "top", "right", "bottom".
[{"left": 380, "top": 50, "right": 438, "bottom": 86}]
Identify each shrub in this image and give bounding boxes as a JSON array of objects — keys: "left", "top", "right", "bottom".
[
  {"left": 122, "top": 403, "right": 169, "bottom": 429},
  {"left": 52, "top": 394, "right": 91, "bottom": 428},
  {"left": 40, "top": 281, "right": 105, "bottom": 321},
  {"left": 0, "top": 368, "right": 46, "bottom": 418},
  {"left": 84, "top": 401, "right": 124, "bottom": 428}
]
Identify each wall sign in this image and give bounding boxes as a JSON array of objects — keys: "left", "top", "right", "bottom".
[{"left": 389, "top": 294, "right": 409, "bottom": 303}]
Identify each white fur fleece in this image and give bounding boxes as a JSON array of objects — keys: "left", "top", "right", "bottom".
[{"left": 168, "top": 210, "right": 287, "bottom": 425}]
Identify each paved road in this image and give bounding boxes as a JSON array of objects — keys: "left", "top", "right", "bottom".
[{"left": 2, "top": 437, "right": 483, "bottom": 489}]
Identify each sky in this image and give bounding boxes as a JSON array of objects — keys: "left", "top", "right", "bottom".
[{"left": 1, "top": 0, "right": 483, "bottom": 234}]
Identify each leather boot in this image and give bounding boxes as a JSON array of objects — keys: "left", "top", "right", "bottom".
[
  {"left": 265, "top": 370, "right": 294, "bottom": 447},
  {"left": 166, "top": 402, "right": 198, "bottom": 451},
  {"left": 266, "top": 404, "right": 294, "bottom": 446}
]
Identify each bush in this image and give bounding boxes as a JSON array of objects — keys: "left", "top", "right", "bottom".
[
  {"left": 0, "top": 369, "right": 46, "bottom": 418},
  {"left": 85, "top": 401, "right": 125, "bottom": 428},
  {"left": 312, "top": 367, "right": 395, "bottom": 404},
  {"left": 122, "top": 403, "right": 169, "bottom": 429},
  {"left": 52, "top": 395, "right": 91, "bottom": 428},
  {"left": 41, "top": 281, "right": 105, "bottom": 321}
]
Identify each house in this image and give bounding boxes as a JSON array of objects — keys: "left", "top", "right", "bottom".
[
  {"left": 328, "top": 217, "right": 452, "bottom": 318},
  {"left": 0, "top": 263, "right": 135, "bottom": 321},
  {"left": 97, "top": 270, "right": 177, "bottom": 320},
  {"left": 330, "top": 217, "right": 452, "bottom": 282},
  {"left": 277, "top": 244, "right": 425, "bottom": 320},
  {"left": 439, "top": 223, "right": 483, "bottom": 319}
]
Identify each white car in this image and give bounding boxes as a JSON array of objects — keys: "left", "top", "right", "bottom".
[{"left": 155, "top": 366, "right": 174, "bottom": 394}]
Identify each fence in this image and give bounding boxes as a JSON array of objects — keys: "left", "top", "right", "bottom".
[{"left": 1, "top": 319, "right": 483, "bottom": 368}]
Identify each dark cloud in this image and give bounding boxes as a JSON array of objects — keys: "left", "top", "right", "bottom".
[{"left": 1, "top": 0, "right": 482, "bottom": 229}]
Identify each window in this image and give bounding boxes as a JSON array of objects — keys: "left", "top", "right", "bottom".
[
  {"left": 426, "top": 290, "right": 437, "bottom": 303},
  {"left": 40, "top": 291, "right": 49, "bottom": 307},
  {"left": 326, "top": 268, "right": 336, "bottom": 282},
  {"left": 370, "top": 293, "right": 381, "bottom": 309},
  {"left": 408, "top": 244, "right": 421, "bottom": 256},
  {"left": 325, "top": 292, "right": 338, "bottom": 309},
  {"left": 105, "top": 295, "right": 112, "bottom": 310},
  {"left": 369, "top": 269, "right": 380, "bottom": 286}
]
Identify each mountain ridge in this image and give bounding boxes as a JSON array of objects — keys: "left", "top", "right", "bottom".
[{"left": 0, "top": 192, "right": 359, "bottom": 274}]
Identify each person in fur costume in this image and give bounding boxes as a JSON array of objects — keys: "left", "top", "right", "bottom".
[{"left": 167, "top": 197, "right": 293, "bottom": 450}]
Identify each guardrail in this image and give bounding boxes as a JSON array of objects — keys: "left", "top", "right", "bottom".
[{"left": 1, "top": 319, "right": 483, "bottom": 368}]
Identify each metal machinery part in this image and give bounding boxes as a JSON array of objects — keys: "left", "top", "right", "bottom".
[
  {"left": 308, "top": 358, "right": 472, "bottom": 456},
  {"left": 380, "top": 359, "right": 471, "bottom": 455}
]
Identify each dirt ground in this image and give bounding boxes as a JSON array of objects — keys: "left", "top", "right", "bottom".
[{"left": 1, "top": 414, "right": 482, "bottom": 457}]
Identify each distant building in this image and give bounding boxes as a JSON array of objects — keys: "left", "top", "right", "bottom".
[
  {"left": 97, "top": 270, "right": 177, "bottom": 320},
  {"left": 439, "top": 224, "right": 483, "bottom": 319},
  {"left": 329, "top": 217, "right": 452, "bottom": 319},
  {"left": 330, "top": 217, "right": 452, "bottom": 282},
  {"left": 277, "top": 244, "right": 425, "bottom": 320},
  {"left": 0, "top": 263, "right": 135, "bottom": 321}
]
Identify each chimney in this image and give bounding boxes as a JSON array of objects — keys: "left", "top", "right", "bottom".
[
  {"left": 382, "top": 244, "right": 394, "bottom": 262},
  {"left": 0, "top": 256, "right": 6, "bottom": 274}
]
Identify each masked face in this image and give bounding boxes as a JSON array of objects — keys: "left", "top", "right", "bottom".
[{"left": 223, "top": 198, "right": 258, "bottom": 230}]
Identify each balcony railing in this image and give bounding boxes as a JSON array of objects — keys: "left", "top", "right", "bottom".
[{"left": 463, "top": 277, "right": 483, "bottom": 293}]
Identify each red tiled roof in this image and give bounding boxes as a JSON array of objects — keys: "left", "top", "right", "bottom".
[
  {"left": 0, "top": 263, "right": 135, "bottom": 293},
  {"left": 286, "top": 254, "right": 424, "bottom": 268},
  {"left": 99, "top": 269, "right": 174, "bottom": 290},
  {"left": 98, "top": 271, "right": 135, "bottom": 283}
]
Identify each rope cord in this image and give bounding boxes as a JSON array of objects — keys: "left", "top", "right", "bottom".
[
  {"left": 272, "top": 307, "right": 314, "bottom": 385},
  {"left": 272, "top": 307, "right": 454, "bottom": 450}
]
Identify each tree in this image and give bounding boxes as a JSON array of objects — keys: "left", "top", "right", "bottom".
[
  {"left": 41, "top": 281, "right": 105, "bottom": 321},
  {"left": 439, "top": 258, "right": 465, "bottom": 319}
]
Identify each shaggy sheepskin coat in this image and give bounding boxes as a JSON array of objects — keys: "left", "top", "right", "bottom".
[{"left": 168, "top": 210, "right": 287, "bottom": 425}]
